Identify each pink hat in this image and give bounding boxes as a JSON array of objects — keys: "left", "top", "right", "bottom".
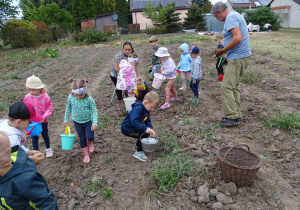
[{"left": 8, "top": 101, "right": 43, "bottom": 122}]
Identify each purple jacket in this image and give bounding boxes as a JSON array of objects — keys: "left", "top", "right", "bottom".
[{"left": 23, "top": 92, "right": 53, "bottom": 122}]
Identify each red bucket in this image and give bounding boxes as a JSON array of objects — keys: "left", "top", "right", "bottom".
[{"left": 219, "top": 74, "right": 224, "bottom": 82}]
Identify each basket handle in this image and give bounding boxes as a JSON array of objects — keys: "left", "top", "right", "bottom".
[
  {"left": 65, "top": 126, "right": 71, "bottom": 137},
  {"left": 223, "top": 144, "right": 250, "bottom": 161}
]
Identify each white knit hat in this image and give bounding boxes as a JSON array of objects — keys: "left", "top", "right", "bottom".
[
  {"left": 155, "top": 47, "right": 170, "bottom": 57},
  {"left": 26, "top": 74, "right": 45, "bottom": 89}
]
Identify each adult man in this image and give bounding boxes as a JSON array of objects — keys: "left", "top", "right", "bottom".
[{"left": 211, "top": 2, "right": 251, "bottom": 127}]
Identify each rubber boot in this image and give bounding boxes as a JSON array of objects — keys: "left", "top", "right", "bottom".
[
  {"left": 81, "top": 147, "right": 90, "bottom": 164},
  {"left": 87, "top": 140, "right": 94, "bottom": 153}
]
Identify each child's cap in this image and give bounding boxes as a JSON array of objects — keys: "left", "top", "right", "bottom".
[
  {"left": 26, "top": 74, "right": 45, "bottom": 89},
  {"left": 155, "top": 47, "right": 170, "bottom": 57},
  {"left": 0, "top": 131, "right": 11, "bottom": 171},
  {"left": 190, "top": 46, "right": 200, "bottom": 54},
  {"left": 9, "top": 101, "right": 43, "bottom": 122}
]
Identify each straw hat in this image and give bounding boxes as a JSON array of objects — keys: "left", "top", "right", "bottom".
[
  {"left": 26, "top": 74, "right": 45, "bottom": 89},
  {"left": 155, "top": 47, "right": 170, "bottom": 57}
]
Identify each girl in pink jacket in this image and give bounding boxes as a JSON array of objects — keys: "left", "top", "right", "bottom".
[
  {"left": 23, "top": 75, "right": 53, "bottom": 158},
  {"left": 116, "top": 53, "right": 138, "bottom": 97}
]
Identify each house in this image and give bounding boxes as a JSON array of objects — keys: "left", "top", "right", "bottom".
[
  {"left": 268, "top": 0, "right": 300, "bottom": 28},
  {"left": 226, "top": 0, "right": 272, "bottom": 10},
  {"left": 80, "top": 12, "right": 118, "bottom": 32},
  {"left": 129, "top": 0, "right": 191, "bottom": 30}
]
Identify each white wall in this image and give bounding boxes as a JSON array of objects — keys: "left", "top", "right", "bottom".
[{"left": 271, "top": 0, "right": 300, "bottom": 28}]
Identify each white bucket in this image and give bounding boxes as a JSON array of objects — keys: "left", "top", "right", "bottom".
[
  {"left": 152, "top": 73, "right": 164, "bottom": 89},
  {"left": 124, "top": 97, "right": 136, "bottom": 112}
]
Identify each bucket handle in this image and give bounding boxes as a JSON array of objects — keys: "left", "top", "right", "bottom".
[
  {"left": 223, "top": 144, "right": 250, "bottom": 161},
  {"left": 23, "top": 123, "right": 36, "bottom": 135},
  {"left": 65, "top": 126, "right": 71, "bottom": 137},
  {"left": 139, "top": 132, "right": 149, "bottom": 141}
]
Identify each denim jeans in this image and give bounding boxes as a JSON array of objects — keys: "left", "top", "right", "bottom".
[
  {"left": 32, "top": 122, "right": 50, "bottom": 150},
  {"left": 73, "top": 120, "right": 94, "bottom": 148},
  {"left": 190, "top": 80, "right": 200, "bottom": 98}
]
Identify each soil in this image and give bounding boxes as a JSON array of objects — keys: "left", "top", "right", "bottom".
[{"left": 1, "top": 34, "right": 300, "bottom": 210}]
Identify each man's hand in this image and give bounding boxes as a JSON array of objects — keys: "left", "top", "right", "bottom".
[{"left": 215, "top": 49, "right": 224, "bottom": 56}]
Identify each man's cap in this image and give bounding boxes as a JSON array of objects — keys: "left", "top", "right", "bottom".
[
  {"left": 8, "top": 101, "right": 43, "bottom": 122},
  {"left": 190, "top": 46, "right": 200, "bottom": 54}
]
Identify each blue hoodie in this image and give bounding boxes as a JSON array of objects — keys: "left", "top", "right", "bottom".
[
  {"left": 177, "top": 43, "right": 192, "bottom": 72},
  {"left": 0, "top": 146, "right": 58, "bottom": 210},
  {"left": 121, "top": 101, "right": 153, "bottom": 135}
]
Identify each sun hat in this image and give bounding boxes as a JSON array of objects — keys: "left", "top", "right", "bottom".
[
  {"left": 155, "top": 47, "right": 170, "bottom": 57},
  {"left": 26, "top": 74, "right": 45, "bottom": 89},
  {"left": 8, "top": 101, "right": 43, "bottom": 122},
  {"left": 0, "top": 131, "right": 11, "bottom": 172}
]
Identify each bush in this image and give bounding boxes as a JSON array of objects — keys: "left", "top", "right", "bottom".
[
  {"left": 145, "top": 25, "right": 167, "bottom": 35},
  {"left": 72, "top": 30, "right": 85, "bottom": 42},
  {"left": 245, "top": 6, "right": 281, "bottom": 31},
  {"left": 83, "top": 28, "right": 109, "bottom": 43},
  {"left": 1, "top": 19, "right": 40, "bottom": 48}
]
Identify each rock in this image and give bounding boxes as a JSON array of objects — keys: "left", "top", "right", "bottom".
[
  {"left": 167, "top": 207, "right": 177, "bottom": 210},
  {"left": 276, "top": 158, "right": 285, "bottom": 164},
  {"left": 289, "top": 170, "right": 300, "bottom": 178},
  {"left": 220, "top": 182, "right": 237, "bottom": 195},
  {"left": 212, "top": 202, "right": 223, "bottom": 209},
  {"left": 192, "top": 149, "right": 202, "bottom": 157},
  {"left": 212, "top": 135, "right": 221, "bottom": 141},
  {"left": 197, "top": 182, "right": 210, "bottom": 203},
  {"left": 202, "top": 145, "right": 208, "bottom": 150},
  {"left": 68, "top": 198, "right": 77, "bottom": 210},
  {"left": 87, "top": 192, "right": 98, "bottom": 197},
  {"left": 216, "top": 193, "right": 233, "bottom": 204},
  {"left": 190, "top": 144, "right": 197, "bottom": 150},
  {"left": 191, "top": 196, "right": 198, "bottom": 202},
  {"left": 286, "top": 153, "right": 293, "bottom": 161},
  {"left": 189, "top": 189, "right": 196, "bottom": 197},
  {"left": 272, "top": 129, "right": 281, "bottom": 137},
  {"left": 107, "top": 179, "right": 114, "bottom": 186},
  {"left": 195, "top": 158, "right": 206, "bottom": 167},
  {"left": 210, "top": 189, "right": 219, "bottom": 196},
  {"left": 74, "top": 187, "right": 82, "bottom": 198}
]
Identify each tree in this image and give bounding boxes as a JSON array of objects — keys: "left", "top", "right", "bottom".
[
  {"left": 27, "top": 2, "right": 73, "bottom": 27},
  {"left": 143, "top": 2, "right": 159, "bottom": 25},
  {"left": 115, "top": 0, "right": 129, "bottom": 27},
  {"left": 192, "top": 0, "right": 210, "bottom": 8},
  {"left": 200, "top": 1, "right": 212, "bottom": 13},
  {"left": 103, "top": 0, "right": 115, "bottom": 13},
  {"left": 245, "top": 6, "right": 281, "bottom": 31},
  {"left": 72, "top": 0, "right": 95, "bottom": 27},
  {"left": 183, "top": 4, "right": 206, "bottom": 31},
  {"left": 0, "top": 0, "right": 19, "bottom": 26},
  {"left": 94, "top": 0, "right": 104, "bottom": 15}
]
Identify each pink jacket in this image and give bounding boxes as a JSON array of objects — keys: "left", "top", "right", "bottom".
[{"left": 23, "top": 92, "right": 53, "bottom": 122}]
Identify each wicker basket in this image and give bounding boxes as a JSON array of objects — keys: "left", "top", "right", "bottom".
[{"left": 217, "top": 144, "right": 262, "bottom": 187}]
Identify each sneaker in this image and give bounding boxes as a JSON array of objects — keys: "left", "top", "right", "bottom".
[
  {"left": 133, "top": 144, "right": 137, "bottom": 152},
  {"left": 160, "top": 103, "right": 170, "bottom": 109},
  {"left": 237, "top": 117, "right": 244, "bottom": 122},
  {"left": 179, "top": 87, "right": 186, "bottom": 91},
  {"left": 189, "top": 97, "right": 195, "bottom": 102},
  {"left": 194, "top": 98, "right": 199, "bottom": 103},
  {"left": 45, "top": 148, "right": 53, "bottom": 158},
  {"left": 133, "top": 151, "right": 148, "bottom": 161},
  {"left": 171, "top": 97, "right": 179, "bottom": 101},
  {"left": 219, "top": 117, "right": 240, "bottom": 127},
  {"left": 118, "top": 99, "right": 124, "bottom": 103}
]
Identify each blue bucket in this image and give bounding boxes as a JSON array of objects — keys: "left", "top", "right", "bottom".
[
  {"left": 61, "top": 126, "right": 76, "bottom": 150},
  {"left": 60, "top": 134, "right": 76, "bottom": 150},
  {"left": 25, "top": 122, "right": 42, "bottom": 136}
]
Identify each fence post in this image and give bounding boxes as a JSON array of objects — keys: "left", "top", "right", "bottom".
[{"left": 19, "top": 26, "right": 24, "bottom": 48}]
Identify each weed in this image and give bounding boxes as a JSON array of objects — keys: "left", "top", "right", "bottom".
[
  {"left": 10, "top": 73, "right": 19, "bottom": 79},
  {"left": 0, "top": 102, "right": 9, "bottom": 111},
  {"left": 98, "top": 114, "right": 110, "bottom": 132},
  {"left": 84, "top": 179, "right": 106, "bottom": 192},
  {"left": 38, "top": 47, "right": 59, "bottom": 58},
  {"left": 60, "top": 42, "right": 68, "bottom": 46},
  {"left": 181, "top": 116, "right": 194, "bottom": 125},
  {"left": 262, "top": 153, "right": 269, "bottom": 158},
  {"left": 150, "top": 153, "right": 194, "bottom": 193},
  {"left": 113, "top": 117, "right": 123, "bottom": 126},
  {"left": 210, "top": 69, "right": 217, "bottom": 77},
  {"left": 263, "top": 110, "right": 300, "bottom": 135},
  {"left": 241, "top": 69, "right": 265, "bottom": 84},
  {"left": 199, "top": 80, "right": 208, "bottom": 89},
  {"left": 187, "top": 100, "right": 200, "bottom": 109},
  {"left": 157, "top": 131, "right": 179, "bottom": 153},
  {"left": 101, "top": 188, "right": 113, "bottom": 200},
  {"left": 197, "top": 123, "right": 221, "bottom": 141},
  {"left": 102, "top": 156, "right": 115, "bottom": 165}
]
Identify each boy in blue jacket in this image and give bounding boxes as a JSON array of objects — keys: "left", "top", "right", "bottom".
[
  {"left": 189, "top": 46, "right": 202, "bottom": 103},
  {"left": 0, "top": 131, "right": 58, "bottom": 210},
  {"left": 121, "top": 91, "right": 159, "bottom": 161}
]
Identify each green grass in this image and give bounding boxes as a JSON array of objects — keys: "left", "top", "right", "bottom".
[
  {"left": 84, "top": 179, "right": 106, "bottom": 192},
  {"left": 157, "top": 131, "right": 180, "bottom": 154},
  {"left": 181, "top": 116, "right": 194, "bottom": 125},
  {"left": 98, "top": 114, "right": 110, "bottom": 132},
  {"left": 241, "top": 69, "right": 265, "bottom": 84},
  {"left": 0, "top": 102, "right": 9, "bottom": 111},
  {"left": 263, "top": 109, "right": 300, "bottom": 135},
  {"left": 197, "top": 123, "right": 222, "bottom": 141},
  {"left": 150, "top": 153, "right": 195, "bottom": 193},
  {"left": 101, "top": 188, "right": 114, "bottom": 201}
]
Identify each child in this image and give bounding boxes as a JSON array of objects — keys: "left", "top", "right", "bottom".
[
  {"left": 64, "top": 78, "right": 98, "bottom": 164},
  {"left": 0, "top": 131, "right": 59, "bottom": 209},
  {"left": 189, "top": 46, "right": 202, "bottom": 103},
  {"left": 215, "top": 33, "right": 226, "bottom": 77},
  {"left": 121, "top": 91, "right": 159, "bottom": 161},
  {"left": 116, "top": 53, "right": 138, "bottom": 97},
  {"left": 156, "top": 47, "right": 178, "bottom": 109},
  {"left": 23, "top": 74, "right": 53, "bottom": 158},
  {"left": 149, "top": 36, "right": 161, "bottom": 80},
  {"left": 0, "top": 101, "right": 44, "bottom": 164},
  {"left": 134, "top": 77, "right": 150, "bottom": 101},
  {"left": 177, "top": 43, "right": 192, "bottom": 90}
]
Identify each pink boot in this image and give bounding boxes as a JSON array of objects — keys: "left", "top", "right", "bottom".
[
  {"left": 87, "top": 140, "right": 94, "bottom": 153},
  {"left": 81, "top": 147, "right": 90, "bottom": 164}
]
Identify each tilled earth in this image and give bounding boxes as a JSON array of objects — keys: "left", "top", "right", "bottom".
[{"left": 0, "top": 34, "right": 299, "bottom": 210}]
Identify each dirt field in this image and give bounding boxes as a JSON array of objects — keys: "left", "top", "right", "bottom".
[{"left": 0, "top": 31, "right": 300, "bottom": 210}]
